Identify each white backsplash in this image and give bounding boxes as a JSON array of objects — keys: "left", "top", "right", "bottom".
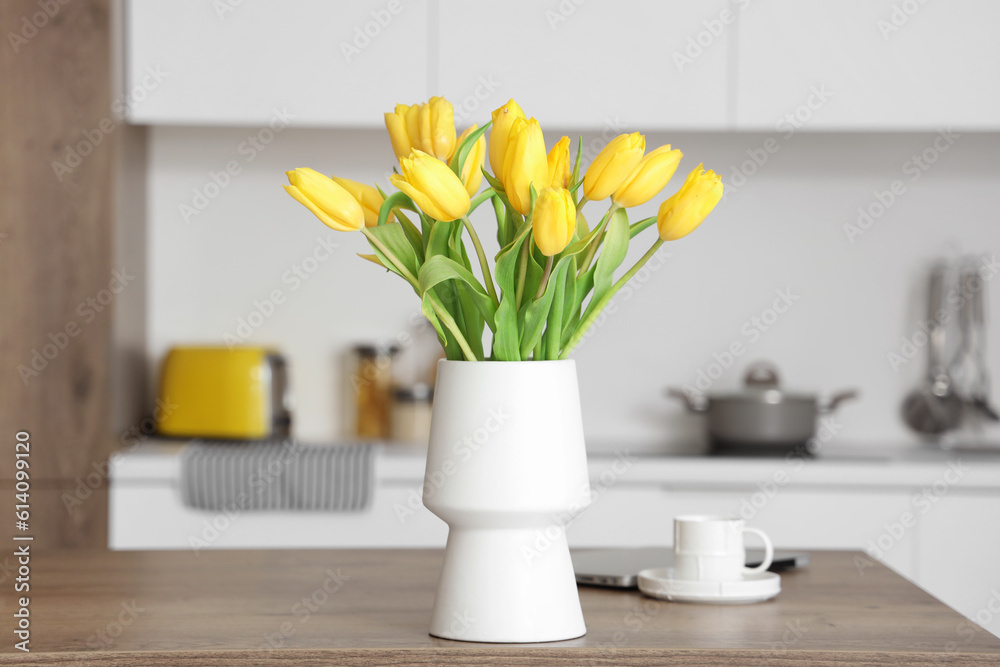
[{"left": 144, "top": 126, "right": 1000, "bottom": 452}]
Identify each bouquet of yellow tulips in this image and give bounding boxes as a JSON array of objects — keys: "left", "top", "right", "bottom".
[{"left": 284, "top": 97, "right": 723, "bottom": 362}]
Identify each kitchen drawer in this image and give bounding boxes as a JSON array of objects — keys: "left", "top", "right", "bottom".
[{"left": 109, "top": 482, "right": 447, "bottom": 550}]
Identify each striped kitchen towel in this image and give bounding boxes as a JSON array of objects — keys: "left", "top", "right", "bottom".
[{"left": 179, "top": 441, "right": 375, "bottom": 512}]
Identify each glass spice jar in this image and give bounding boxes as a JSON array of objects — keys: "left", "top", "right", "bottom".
[
  {"left": 343, "top": 343, "right": 399, "bottom": 440},
  {"left": 391, "top": 383, "right": 434, "bottom": 445}
]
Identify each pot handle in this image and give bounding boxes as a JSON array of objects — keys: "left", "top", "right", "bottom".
[
  {"left": 819, "top": 389, "right": 859, "bottom": 413},
  {"left": 666, "top": 388, "right": 708, "bottom": 413},
  {"left": 744, "top": 361, "right": 781, "bottom": 388}
]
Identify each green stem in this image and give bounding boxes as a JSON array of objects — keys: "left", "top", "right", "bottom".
[
  {"left": 362, "top": 228, "right": 477, "bottom": 361},
  {"left": 535, "top": 255, "right": 554, "bottom": 300},
  {"left": 576, "top": 195, "right": 588, "bottom": 212},
  {"left": 461, "top": 216, "right": 499, "bottom": 307},
  {"left": 577, "top": 203, "right": 618, "bottom": 277},
  {"left": 515, "top": 238, "right": 530, "bottom": 310},
  {"left": 559, "top": 238, "right": 665, "bottom": 360}
]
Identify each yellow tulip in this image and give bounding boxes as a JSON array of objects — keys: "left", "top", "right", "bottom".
[
  {"left": 284, "top": 167, "right": 365, "bottom": 232},
  {"left": 533, "top": 187, "right": 576, "bottom": 256},
  {"left": 583, "top": 132, "right": 645, "bottom": 201},
  {"left": 612, "top": 145, "right": 683, "bottom": 208},
  {"left": 384, "top": 97, "right": 456, "bottom": 161},
  {"left": 389, "top": 149, "right": 470, "bottom": 221},
  {"left": 456, "top": 124, "right": 486, "bottom": 196},
  {"left": 331, "top": 176, "right": 392, "bottom": 227},
  {"left": 502, "top": 117, "right": 548, "bottom": 216},
  {"left": 488, "top": 98, "right": 526, "bottom": 177},
  {"left": 547, "top": 136, "right": 571, "bottom": 189},
  {"left": 656, "top": 164, "right": 723, "bottom": 241}
]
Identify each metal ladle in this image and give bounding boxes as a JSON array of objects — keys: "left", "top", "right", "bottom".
[
  {"left": 903, "top": 264, "right": 964, "bottom": 435},
  {"left": 966, "top": 263, "right": 1000, "bottom": 421}
]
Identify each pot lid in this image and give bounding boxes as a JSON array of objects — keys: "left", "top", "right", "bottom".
[{"left": 708, "top": 361, "right": 818, "bottom": 403}]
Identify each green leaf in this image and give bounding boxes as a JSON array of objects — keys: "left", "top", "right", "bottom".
[
  {"left": 357, "top": 253, "right": 387, "bottom": 270},
  {"left": 421, "top": 290, "right": 463, "bottom": 360},
  {"left": 491, "top": 194, "right": 512, "bottom": 251},
  {"left": 426, "top": 219, "right": 453, "bottom": 259},
  {"left": 581, "top": 207, "right": 629, "bottom": 324},
  {"left": 448, "top": 121, "right": 491, "bottom": 179},
  {"left": 554, "top": 258, "right": 577, "bottom": 355},
  {"left": 519, "top": 259, "right": 572, "bottom": 359},
  {"left": 630, "top": 215, "right": 657, "bottom": 239},
  {"left": 570, "top": 135, "right": 584, "bottom": 191},
  {"left": 447, "top": 220, "right": 475, "bottom": 274},
  {"left": 575, "top": 209, "right": 590, "bottom": 238},
  {"left": 365, "top": 222, "right": 420, "bottom": 282},
  {"left": 482, "top": 167, "right": 505, "bottom": 193},
  {"left": 393, "top": 209, "right": 425, "bottom": 264},
  {"left": 545, "top": 260, "right": 571, "bottom": 359},
  {"left": 419, "top": 256, "right": 497, "bottom": 333},
  {"left": 564, "top": 264, "right": 594, "bottom": 347},
  {"left": 378, "top": 191, "right": 417, "bottom": 227},
  {"left": 455, "top": 282, "right": 484, "bottom": 358},
  {"left": 490, "top": 223, "right": 533, "bottom": 361}
]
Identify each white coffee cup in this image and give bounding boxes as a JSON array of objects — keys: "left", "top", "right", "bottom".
[{"left": 673, "top": 515, "right": 774, "bottom": 582}]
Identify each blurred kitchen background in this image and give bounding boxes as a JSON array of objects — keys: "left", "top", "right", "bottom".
[{"left": 4, "top": 0, "right": 1000, "bottom": 638}]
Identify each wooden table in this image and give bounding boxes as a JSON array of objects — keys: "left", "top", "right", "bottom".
[{"left": 2, "top": 549, "right": 999, "bottom": 665}]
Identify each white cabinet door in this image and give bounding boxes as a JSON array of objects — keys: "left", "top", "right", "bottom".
[
  {"left": 917, "top": 495, "right": 1000, "bottom": 639},
  {"left": 437, "top": 0, "right": 732, "bottom": 130},
  {"left": 125, "top": 0, "right": 429, "bottom": 126},
  {"left": 736, "top": 1, "right": 1000, "bottom": 130}
]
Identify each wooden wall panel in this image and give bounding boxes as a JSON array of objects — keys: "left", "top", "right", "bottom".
[
  {"left": 0, "top": 0, "right": 116, "bottom": 549},
  {"left": 0, "top": 0, "right": 115, "bottom": 482}
]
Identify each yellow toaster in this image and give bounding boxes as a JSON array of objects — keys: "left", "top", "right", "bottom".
[{"left": 154, "top": 346, "right": 292, "bottom": 440}]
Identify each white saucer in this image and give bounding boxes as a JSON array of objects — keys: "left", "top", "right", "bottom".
[{"left": 637, "top": 567, "right": 781, "bottom": 604}]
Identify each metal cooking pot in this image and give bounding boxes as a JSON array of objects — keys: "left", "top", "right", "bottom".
[{"left": 668, "top": 361, "right": 858, "bottom": 455}]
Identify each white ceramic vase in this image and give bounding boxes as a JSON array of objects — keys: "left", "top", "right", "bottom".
[{"left": 422, "top": 360, "right": 591, "bottom": 643}]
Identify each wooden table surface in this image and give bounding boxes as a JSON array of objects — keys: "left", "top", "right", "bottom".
[{"left": 2, "top": 549, "right": 999, "bottom": 665}]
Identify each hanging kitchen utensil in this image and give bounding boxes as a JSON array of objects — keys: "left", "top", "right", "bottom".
[
  {"left": 967, "top": 262, "right": 999, "bottom": 421},
  {"left": 902, "top": 264, "right": 964, "bottom": 435}
]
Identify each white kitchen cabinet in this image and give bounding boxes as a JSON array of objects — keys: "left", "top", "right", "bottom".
[
  {"left": 436, "top": 0, "right": 731, "bottom": 130},
  {"left": 736, "top": 1, "right": 1000, "bottom": 130},
  {"left": 124, "top": 0, "right": 429, "bottom": 126},
  {"left": 917, "top": 496, "right": 1000, "bottom": 639}
]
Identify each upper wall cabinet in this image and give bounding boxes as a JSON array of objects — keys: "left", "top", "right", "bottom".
[
  {"left": 736, "top": 1, "right": 1000, "bottom": 131},
  {"left": 436, "top": 0, "right": 731, "bottom": 131},
  {"left": 124, "top": 0, "right": 999, "bottom": 131},
  {"left": 124, "top": 0, "right": 429, "bottom": 126}
]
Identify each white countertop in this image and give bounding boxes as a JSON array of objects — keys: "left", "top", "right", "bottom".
[{"left": 111, "top": 441, "right": 1000, "bottom": 491}]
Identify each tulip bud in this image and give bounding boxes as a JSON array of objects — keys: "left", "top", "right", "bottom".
[
  {"left": 583, "top": 132, "right": 645, "bottom": 201},
  {"left": 284, "top": 167, "right": 365, "bottom": 232},
  {"left": 389, "top": 149, "right": 471, "bottom": 222},
  {"left": 502, "top": 117, "right": 548, "bottom": 216},
  {"left": 331, "top": 176, "right": 392, "bottom": 227},
  {"left": 384, "top": 104, "right": 414, "bottom": 161},
  {"left": 488, "top": 99, "right": 526, "bottom": 178},
  {"left": 612, "top": 145, "right": 683, "bottom": 208},
  {"left": 547, "top": 136, "right": 571, "bottom": 189},
  {"left": 532, "top": 187, "right": 576, "bottom": 256},
  {"left": 656, "top": 164, "right": 723, "bottom": 241},
  {"left": 456, "top": 124, "right": 486, "bottom": 196},
  {"left": 384, "top": 97, "right": 456, "bottom": 161}
]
